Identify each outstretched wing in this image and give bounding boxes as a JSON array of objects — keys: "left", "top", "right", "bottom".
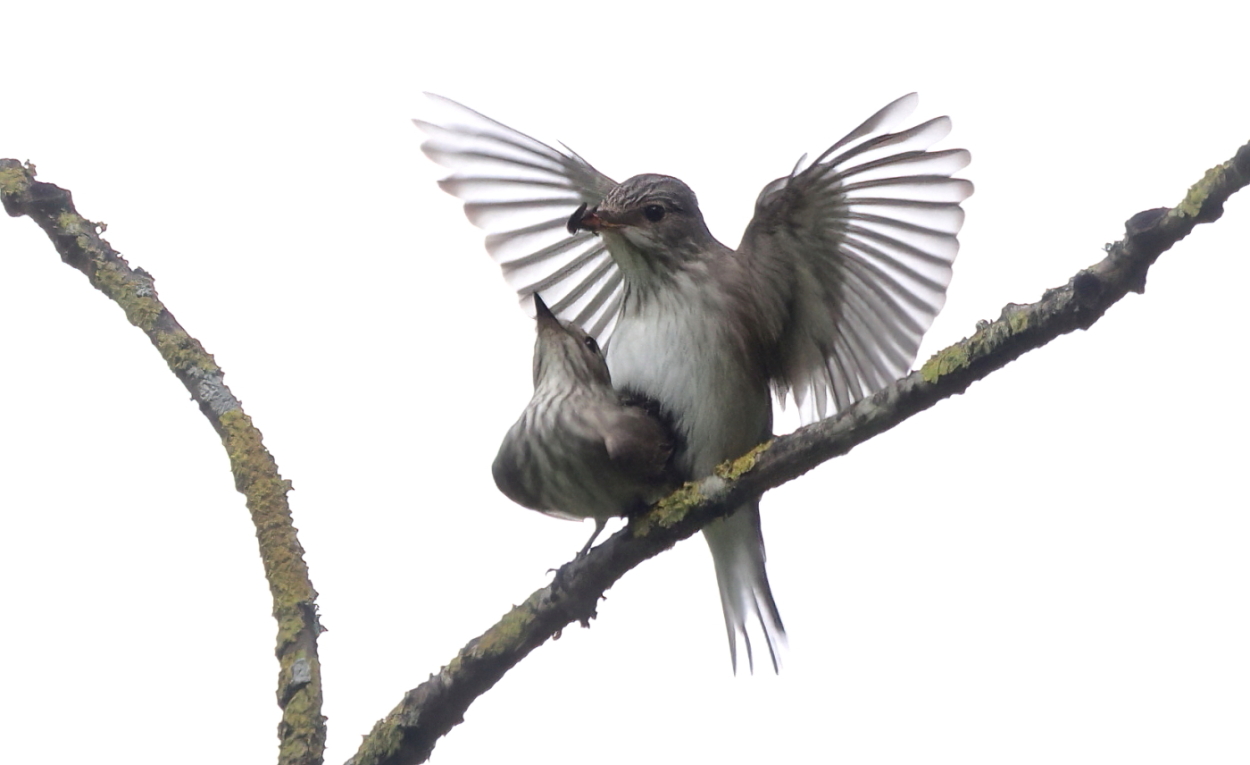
[
  {"left": 416, "top": 95, "right": 625, "bottom": 341},
  {"left": 740, "top": 94, "right": 973, "bottom": 420}
]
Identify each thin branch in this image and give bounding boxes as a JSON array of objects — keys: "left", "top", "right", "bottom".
[
  {"left": 347, "top": 140, "right": 1250, "bottom": 765},
  {"left": 0, "top": 160, "right": 327, "bottom": 765}
]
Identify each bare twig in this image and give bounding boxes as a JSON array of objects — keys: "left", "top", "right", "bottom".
[
  {"left": 0, "top": 159, "right": 327, "bottom": 765},
  {"left": 346, "top": 140, "right": 1250, "bottom": 765}
]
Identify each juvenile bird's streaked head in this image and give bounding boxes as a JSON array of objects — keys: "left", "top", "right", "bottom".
[{"left": 532, "top": 293, "right": 612, "bottom": 389}]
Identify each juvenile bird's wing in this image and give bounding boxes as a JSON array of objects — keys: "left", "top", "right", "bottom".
[
  {"left": 602, "top": 406, "right": 674, "bottom": 486},
  {"left": 739, "top": 94, "right": 973, "bottom": 420},
  {"left": 416, "top": 95, "right": 625, "bottom": 342}
]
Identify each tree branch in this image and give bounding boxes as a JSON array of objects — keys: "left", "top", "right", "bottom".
[
  {"left": 6, "top": 136, "right": 1246, "bottom": 765},
  {"left": 346, "top": 139, "right": 1250, "bottom": 765},
  {"left": 0, "top": 159, "right": 327, "bottom": 765}
]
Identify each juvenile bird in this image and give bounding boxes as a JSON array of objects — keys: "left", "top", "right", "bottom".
[
  {"left": 493, "top": 294, "right": 675, "bottom": 556},
  {"left": 420, "top": 94, "right": 972, "bottom": 672}
]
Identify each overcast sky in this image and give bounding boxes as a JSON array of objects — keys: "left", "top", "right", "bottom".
[{"left": 3, "top": 2, "right": 1247, "bottom": 763}]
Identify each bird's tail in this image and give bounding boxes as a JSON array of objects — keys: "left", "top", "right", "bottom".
[{"left": 703, "top": 502, "right": 786, "bottom": 673}]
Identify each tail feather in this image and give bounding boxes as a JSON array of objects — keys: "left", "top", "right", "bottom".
[{"left": 703, "top": 502, "right": 786, "bottom": 673}]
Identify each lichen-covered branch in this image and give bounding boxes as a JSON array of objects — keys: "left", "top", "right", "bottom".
[
  {"left": 348, "top": 140, "right": 1250, "bottom": 765},
  {"left": 0, "top": 159, "right": 326, "bottom": 765}
]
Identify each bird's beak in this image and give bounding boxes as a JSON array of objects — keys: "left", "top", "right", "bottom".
[
  {"left": 567, "top": 203, "right": 619, "bottom": 235},
  {"left": 532, "top": 293, "right": 560, "bottom": 326}
]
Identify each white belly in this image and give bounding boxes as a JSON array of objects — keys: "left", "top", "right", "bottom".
[{"left": 606, "top": 281, "right": 770, "bottom": 477}]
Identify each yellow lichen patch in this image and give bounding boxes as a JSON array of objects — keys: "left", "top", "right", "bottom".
[
  {"left": 634, "top": 443, "right": 773, "bottom": 536},
  {"left": 714, "top": 441, "right": 772, "bottom": 481},
  {"left": 921, "top": 343, "right": 970, "bottom": 383},
  {"left": 0, "top": 164, "right": 31, "bottom": 199},
  {"left": 55, "top": 210, "right": 88, "bottom": 236},
  {"left": 156, "top": 330, "right": 220, "bottom": 373},
  {"left": 969, "top": 318, "right": 1011, "bottom": 356},
  {"left": 91, "top": 261, "right": 163, "bottom": 329},
  {"left": 355, "top": 715, "right": 405, "bottom": 765},
  {"left": 635, "top": 482, "right": 705, "bottom": 535},
  {"left": 276, "top": 676, "right": 326, "bottom": 765},
  {"left": 1176, "top": 161, "right": 1229, "bottom": 218},
  {"left": 220, "top": 409, "right": 280, "bottom": 491},
  {"left": 220, "top": 409, "right": 308, "bottom": 650},
  {"left": 1007, "top": 309, "right": 1030, "bottom": 334},
  {"left": 469, "top": 603, "right": 537, "bottom": 659},
  {"left": 274, "top": 610, "right": 304, "bottom": 651}
]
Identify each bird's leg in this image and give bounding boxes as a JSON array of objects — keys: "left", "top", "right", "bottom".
[{"left": 577, "top": 518, "right": 607, "bottom": 558}]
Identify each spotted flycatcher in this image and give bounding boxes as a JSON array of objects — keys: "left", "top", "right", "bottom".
[
  {"left": 493, "top": 294, "right": 675, "bottom": 555},
  {"left": 418, "top": 94, "right": 971, "bottom": 671}
]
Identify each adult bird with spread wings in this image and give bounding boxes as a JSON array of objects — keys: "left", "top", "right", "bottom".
[{"left": 416, "top": 94, "right": 972, "bottom": 672}]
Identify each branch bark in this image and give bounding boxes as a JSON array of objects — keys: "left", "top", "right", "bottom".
[
  {"left": 346, "top": 139, "right": 1250, "bottom": 765},
  {"left": 4, "top": 137, "right": 1247, "bottom": 765},
  {"left": 0, "top": 160, "right": 327, "bottom": 765}
]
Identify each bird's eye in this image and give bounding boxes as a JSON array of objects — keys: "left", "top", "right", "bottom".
[
  {"left": 583, "top": 336, "right": 600, "bottom": 354},
  {"left": 643, "top": 204, "right": 666, "bottom": 223}
]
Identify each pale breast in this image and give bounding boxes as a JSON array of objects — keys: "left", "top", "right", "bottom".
[{"left": 607, "top": 275, "right": 771, "bottom": 477}]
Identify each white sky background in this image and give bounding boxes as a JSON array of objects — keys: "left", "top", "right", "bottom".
[{"left": 2, "top": 2, "right": 1247, "bottom": 763}]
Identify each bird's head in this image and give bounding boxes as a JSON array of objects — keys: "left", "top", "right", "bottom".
[
  {"left": 567, "top": 174, "right": 718, "bottom": 281},
  {"left": 531, "top": 293, "right": 612, "bottom": 389}
]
